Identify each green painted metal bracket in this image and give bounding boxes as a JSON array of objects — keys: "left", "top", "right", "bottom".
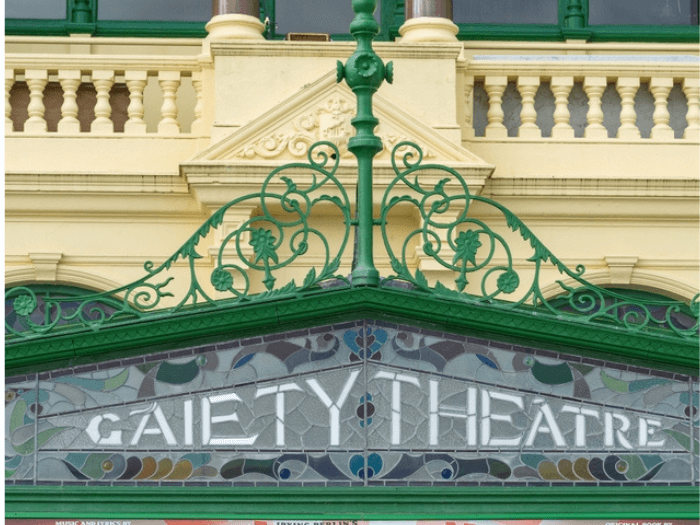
[
  {"left": 6, "top": 486, "right": 699, "bottom": 519},
  {"left": 5, "top": 0, "right": 699, "bottom": 347}
]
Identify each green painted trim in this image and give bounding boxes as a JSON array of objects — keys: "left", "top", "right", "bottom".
[
  {"left": 5, "top": 486, "right": 699, "bottom": 519},
  {"left": 6, "top": 287, "right": 697, "bottom": 376},
  {"left": 454, "top": 23, "right": 699, "bottom": 42},
  {"left": 5, "top": 19, "right": 70, "bottom": 36},
  {"left": 589, "top": 25, "right": 700, "bottom": 43},
  {"left": 93, "top": 21, "right": 208, "bottom": 38},
  {"left": 5, "top": 18, "right": 208, "bottom": 38},
  {"left": 457, "top": 25, "right": 566, "bottom": 42}
]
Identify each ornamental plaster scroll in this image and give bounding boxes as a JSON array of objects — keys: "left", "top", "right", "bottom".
[{"left": 235, "top": 96, "right": 434, "bottom": 161}]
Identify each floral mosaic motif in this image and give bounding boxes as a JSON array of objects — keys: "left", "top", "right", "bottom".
[
  {"left": 137, "top": 355, "right": 216, "bottom": 398},
  {"left": 662, "top": 427, "right": 700, "bottom": 454},
  {"left": 382, "top": 454, "right": 511, "bottom": 481},
  {"left": 599, "top": 370, "right": 669, "bottom": 393},
  {"left": 513, "top": 354, "right": 594, "bottom": 398},
  {"left": 231, "top": 333, "right": 341, "bottom": 373},
  {"left": 349, "top": 453, "right": 383, "bottom": 479},
  {"left": 680, "top": 391, "right": 698, "bottom": 421},
  {"left": 55, "top": 368, "right": 130, "bottom": 393},
  {"left": 511, "top": 353, "right": 683, "bottom": 403},
  {"left": 8, "top": 389, "right": 68, "bottom": 456},
  {"left": 220, "top": 454, "right": 350, "bottom": 481},
  {"left": 5, "top": 455, "right": 23, "bottom": 478},
  {"left": 515, "top": 453, "right": 666, "bottom": 481},
  {"left": 345, "top": 326, "right": 387, "bottom": 361},
  {"left": 391, "top": 331, "right": 499, "bottom": 372},
  {"left": 49, "top": 452, "right": 216, "bottom": 480},
  {"left": 36, "top": 450, "right": 689, "bottom": 483},
  {"left": 5, "top": 387, "right": 25, "bottom": 404}
]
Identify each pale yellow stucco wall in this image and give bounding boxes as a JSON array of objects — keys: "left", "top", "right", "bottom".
[{"left": 5, "top": 28, "right": 699, "bottom": 306}]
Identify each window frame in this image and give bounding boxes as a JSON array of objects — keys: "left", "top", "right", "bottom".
[{"left": 5, "top": 0, "right": 698, "bottom": 42}]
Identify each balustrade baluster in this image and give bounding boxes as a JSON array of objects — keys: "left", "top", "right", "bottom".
[
  {"left": 583, "top": 76, "right": 607, "bottom": 139},
  {"left": 649, "top": 77, "right": 674, "bottom": 140},
  {"left": 616, "top": 77, "right": 640, "bottom": 139},
  {"left": 91, "top": 70, "right": 115, "bottom": 133},
  {"left": 517, "top": 76, "right": 541, "bottom": 139},
  {"left": 484, "top": 76, "right": 508, "bottom": 138},
  {"left": 158, "top": 71, "right": 181, "bottom": 135},
  {"left": 57, "top": 70, "right": 81, "bottom": 133},
  {"left": 551, "top": 76, "right": 574, "bottom": 139},
  {"left": 191, "top": 71, "right": 203, "bottom": 135},
  {"left": 683, "top": 78, "right": 699, "bottom": 141},
  {"left": 5, "top": 69, "right": 14, "bottom": 133},
  {"left": 463, "top": 75, "right": 475, "bottom": 139},
  {"left": 24, "top": 69, "right": 48, "bottom": 133},
  {"left": 124, "top": 71, "right": 148, "bottom": 134}
]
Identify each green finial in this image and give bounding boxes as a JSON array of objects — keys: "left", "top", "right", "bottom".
[
  {"left": 338, "top": 0, "right": 393, "bottom": 91},
  {"left": 336, "top": 0, "right": 393, "bottom": 287}
]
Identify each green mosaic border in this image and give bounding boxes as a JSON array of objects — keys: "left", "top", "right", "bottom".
[{"left": 5, "top": 486, "right": 699, "bottom": 519}]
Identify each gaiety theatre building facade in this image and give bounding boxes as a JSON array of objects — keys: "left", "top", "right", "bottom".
[{"left": 5, "top": 0, "right": 700, "bottom": 521}]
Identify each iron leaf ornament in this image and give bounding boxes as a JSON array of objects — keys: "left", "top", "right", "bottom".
[{"left": 5, "top": 0, "right": 698, "bottom": 342}]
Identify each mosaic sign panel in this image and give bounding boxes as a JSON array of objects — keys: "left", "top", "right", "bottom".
[{"left": 5, "top": 320, "right": 698, "bottom": 486}]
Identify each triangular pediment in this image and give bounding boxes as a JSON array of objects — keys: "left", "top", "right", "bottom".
[{"left": 189, "top": 70, "right": 492, "bottom": 170}]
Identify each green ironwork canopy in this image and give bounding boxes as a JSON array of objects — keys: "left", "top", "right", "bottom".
[{"left": 5, "top": 0, "right": 699, "bottom": 346}]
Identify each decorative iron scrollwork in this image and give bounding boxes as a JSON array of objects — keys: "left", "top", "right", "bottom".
[
  {"left": 6, "top": 141, "right": 351, "bottom": 339},
  {"left": 4, "top": 0, "right": 698, "bottom": 343},
  {"left": 380, "top": 141, "right": 699, "bottom": 340}
]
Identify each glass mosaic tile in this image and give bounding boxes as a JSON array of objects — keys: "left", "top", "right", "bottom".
[
  {"left": 6, "top": 320, "right": 695, "bottom": 486},
  {"left": 5, "top": 378, "right": 39, "bottom": 482}
]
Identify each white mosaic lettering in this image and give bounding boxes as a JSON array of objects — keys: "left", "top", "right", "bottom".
[
  {"left": 481, "top": 390, "right": 524, "bottom": 447},
  {"left": 202, "top": 392, "right": 258, "bottom": 446},
  {"left": 524, "top": 398, "right": 566, "bottom": 447},
  {"left": 306, "top": 370, "right": 360, "bottom": 446},
  {"left": 129, "top": 403, "right": 177, "bottom": 446},
  {"left": 428, "top": 381, "right": 477, "bottom": 446},
  {"left": 561, "top": 405, "right": 600, "bottom": 447},
  {"left": 85, "top": 413, "right": 122, "bottom": 445},
  {"left": 373, "top": 371, "right": 420, "bottom": 445},
  {"left": 256, "top": 383, "right": 303, "bottom": 446},
  {"left": 73, "top": 368, "right": 679, "bottom": 452},
  {"left": 639, "top": 417, "right": 665, "bottom": 447},
  {"left": 605, "top": 411, "right": 633, "bottom": 450},
  {"left": 183, "top": 399, "right": 193, "bottom": 446}
]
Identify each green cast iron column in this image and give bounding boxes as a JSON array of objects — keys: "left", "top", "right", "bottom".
[{"left": 338, "top": 0, "right": 393, "bottom": 287}]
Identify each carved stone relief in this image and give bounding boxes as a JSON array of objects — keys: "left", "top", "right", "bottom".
[{"left": 236, "top": 96, "right": 433, "bottom": 160}]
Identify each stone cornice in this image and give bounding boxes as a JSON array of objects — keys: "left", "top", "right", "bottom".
[
  {"left": 210, "top": 41, "right": 464, "bottom": 59},
  {"left": 462, "top": 41, "right": 700, "bottom": 54},
  {"left": 5, "top": 54, "right": 201, "bottom": 72},
  {"left": 485, "top": 176, "right": 700, "bottom": 198}
]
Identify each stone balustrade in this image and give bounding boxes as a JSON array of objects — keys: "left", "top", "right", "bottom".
[
  {"left": 5, "top": 58, "right": 203, "bottom": 135},
  {"left": 465, "top": 56, "right": 699, "bottom": 141}
]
